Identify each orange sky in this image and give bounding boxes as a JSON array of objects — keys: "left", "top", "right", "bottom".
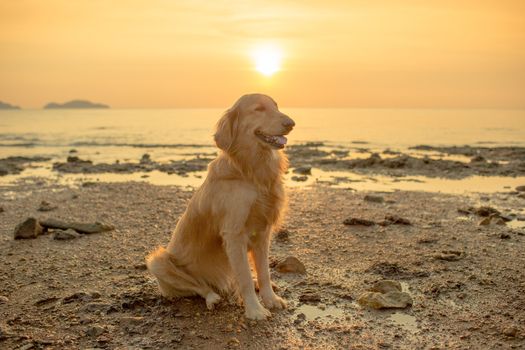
[{"left": 1, "top": 1, "right": 524, "bottom": 108}]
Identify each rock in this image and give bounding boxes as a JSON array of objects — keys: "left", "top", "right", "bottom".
[
  {"left": 499, "top": 233, "right": 511, "bottom": 239},
  {"left": 457, "top": 208, "right": 472, "bottom": 215},
  {"left": 140, "top": 154, "right": 152, "bottom": 164},
  {"left": 293, "top": 166, "right": 312, "bottom": 175},
  {"left": 275, "top": 229, "right": 290, "bottom": 241},
  {"left": 0, "top": 206, "right": 4, "bottom": 213},
  {"left": 379, "top": 215, "right": 411, "bottom": 226},
  {"left": 53, "top": 229, "right": 81, "bottom": 240},
  {"left": 434, "top": 250, "right": 465, "bottom": 261},
  {"left": 40, "top": 218, "right": 114, "bottom": 234},
  {"left": 370, "top": 280, "right": 402, "bottom": 293},
  {"left": 14, "top": 217, "right": 44, "bottom": 239},
  {"left": 473, "top": 206, "right": 500, "bottom": 217},
  {"left": 291, "top": 175, "right": 308, "bottom": 182},
  {"left": 0, "top": 295, "right": 8, "bottom": 304},
  {"left": 38, "top": 200, "right": 58, "bottom": 212},
  {"left": 343, "top": 217, "right": 375, "bottom": 226},
  {"left": 299, "top": 291, "right": 321, "bottom": 303},
  {"left": 502, "top": 326, "right": 518, "bottom": 337},
  {"left": 364, "top": 195, "right": 384, "bottom": 203},
  {"left": 358, "top": 291, "right": 413, "bottom": 309},
  {"left": 518, "top": 193, "right": 525, "bottom": 199},
  {"left": 470, "top": 155, "right": 486, "bottom": 162},
  {"left": 86, "top": 325, "right": 105, "bottom": 337},
  {"left": 274, "top": 256, "right": 306, "bottom": 274},
  {"left": 479, "top": 215, "right": 506, "bottom": 226},
  {"left": 515, "top": 185, "right": 525, "bottom": 192}
]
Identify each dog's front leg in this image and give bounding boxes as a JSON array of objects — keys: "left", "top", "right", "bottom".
[
  {"left": 251, "top": 228, "right": 287, "bottom": 310},
  {"left": 222, "top": 231, "right": 271, "bottom": 320}
]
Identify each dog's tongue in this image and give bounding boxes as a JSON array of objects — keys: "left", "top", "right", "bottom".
[{"left": 275, "top": 136, "right": 287, "bottom": 146}]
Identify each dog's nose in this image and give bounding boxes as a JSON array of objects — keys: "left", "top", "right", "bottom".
[{"left": 282, "top": 118, "right": 295, "bottom": 128}]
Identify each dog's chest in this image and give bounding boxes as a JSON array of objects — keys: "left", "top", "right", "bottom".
[{"left": 248, "top": 185, "right": 285, "bottom": 228}]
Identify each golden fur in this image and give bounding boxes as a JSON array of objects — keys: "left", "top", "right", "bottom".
[{"left": 146, "top": 94, "right": 295, "bottom": 320}]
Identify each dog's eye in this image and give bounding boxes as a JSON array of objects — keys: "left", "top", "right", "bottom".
[{"left": 255, "top": 105, "right": 265, "bottom": 112}]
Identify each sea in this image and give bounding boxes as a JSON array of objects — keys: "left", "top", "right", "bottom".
[{"left": 1, "top": 108, "right": 524, "bottom": 193}]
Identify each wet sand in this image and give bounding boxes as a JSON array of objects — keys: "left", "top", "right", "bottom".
[{"left": 1, "top": 180, "right": 524, "bottom": 349}]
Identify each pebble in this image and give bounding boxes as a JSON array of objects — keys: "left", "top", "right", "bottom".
[
  {"left": 0, "top": 295, "right": 8, "bottom": 304},
  {"left": 40, "top": 218, "right": 115, "bottom": 234},
  {"left": 358, "top": 291, "right": 413, "bottom": 309},
  {"left": 515, "top": 185, "right": 525, "bottom": 192},
  {"left": 274, "top": 256, "right": 306, "bottom": 274},
  {"left": 343, "top": 217, "right": 375, "bottom": 226},
  {"left": 379, "top": 215, "right": 411, "bottom": 226},
  {"left": 434, "top": 250, "right": 465, "bottom": 261},
  {"left": 502, "top": 326, "right": 518, "bottom": 337},
  {"left": 14, "top": 217, "right": 44, "bottom": 239},
  {"left": 0, "top": 206, "right": 4, "bottom": 213},
  {"left": 499, "top": 233, "right": 511, "bottom": 239},
  {"left": 38, "top": 200, "right": 58, "bottom": 212},
  {"left": 364, "top": 194, "right": 385, "bottom": 203},
  {"left": 86, "top": 325, "right": 105, "bottom": 337},
  {"left": 370, "top": 280, "right": 402, "bottom": 293},
  {"left": 53, "top": 229, "right": 81, "bottom": 240},
  {"left": 299, "top": 291, "right": 322, "bottom": 303},
  {"left": 291, "top": 175, "right": 308, "bottom": 182},
  {"left": 293, "top": 166, "right": 312, "bottom": 175}
]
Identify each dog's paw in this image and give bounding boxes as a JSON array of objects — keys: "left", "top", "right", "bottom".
[
  {"left": 205, "top": 291, "right": 221, "bottom": 310},
  {"left": 261, "top": 292, "right": 287, "bottom": 310},
  {"left": 245, "top": 303, "right": 271, "bottom": 320}
]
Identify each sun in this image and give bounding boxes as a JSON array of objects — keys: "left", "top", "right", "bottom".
[{"left": 252, "top": 45, "right": 282, "bottom": 77}]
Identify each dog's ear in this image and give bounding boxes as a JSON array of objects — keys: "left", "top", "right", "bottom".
[{"left": 214, "top": 106, "right": 239, "bottom": 151}]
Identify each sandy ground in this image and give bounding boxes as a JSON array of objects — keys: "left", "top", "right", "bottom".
[{"left": 1, "top": 180, "right": 524, "bottom": 349}]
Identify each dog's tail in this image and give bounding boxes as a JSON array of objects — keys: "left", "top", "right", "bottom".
[{"left": 146, "top": 247, "right": 207, "bottom": 298}]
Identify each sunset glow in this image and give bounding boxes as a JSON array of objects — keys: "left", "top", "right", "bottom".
[
  {"left": 0, "top": 1, "right": 524, "bottom": 108},
  {"left": 253, "top": 45, "right": 282, "bottom": 77}
]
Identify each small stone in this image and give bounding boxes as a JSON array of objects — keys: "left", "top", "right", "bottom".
[
  {"left": 515, "top": 185, "right": 525, "bottom": 192},
  {"left": 140, "top": 153, "right": 152, "bottom": 164},
  {"left": 275, "top": 229, "right": 290, "bottom": 241},
  {"left": 299, "top": 291, "right": 321, "bottom": 303},
  {"left": 274, "top": 256, "right": 306, "bottom": 274},
  {"left": 502, "top": 326, "right": 518, "bottom": 337},
  {"left": 14, "top": 217, "right": 44, "bottom": 239},
  {"left": 380, "top": 215, "right": 411, "bottom": 226},
  {"left": 86, "top": 325, "right": 105, "bottom": 337},
  {"left": 40, "top": 218, "right": 114, "bottom": 234},
  {"left": 479, "top": 217, "right": 492, "bottom": 226},
  {"left": 358, "top": 291, "right": 413, "bottom": 309},
  {"left": 134, "top": 263, "right": 147, "bottom": 270},
  {"left": 370, "top": 280, "right": 402, "bottom": 293},
  {"left": 473, "top": 206, "right": 500, "bottom": 217},
  {"left": 227, "top": 337, "right": 241, "bottom": 347},
  {"left": 38, "top": 200, "right": 58, "bottom": 212},
  {"left": 291, "top": 175, "right": 308, "bottom": 182},
  {"left": 499, "top": 233, "right": 511, "bottom": 239},
  {"left": 364, "top": 195, "right": 384, "bottom": 203},
  {"left": 434, "top": 250, "right": 465, "bottom": 261},
  {"left": 293, "top": 166, "right": 312, "bottom": 175},
  {"left": 0, "top": 295, "right": 8, "bottom": 304},
  {"left": 53, "top": 229, "right": 81, "bottom": 240},
  {"left": 343, "top": 217, "right": 375, "bottom": 226},
  {"left": 0, "top": 206, "right": 4, "bottom": 213}
]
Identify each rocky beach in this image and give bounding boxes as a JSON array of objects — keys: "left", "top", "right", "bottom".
[{"left": 1, "top": 142, "right": 524, "bottom": 349}]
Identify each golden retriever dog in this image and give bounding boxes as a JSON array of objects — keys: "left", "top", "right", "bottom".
[{"left": 146, "top": 93, "right": 295, "bottom": 320}]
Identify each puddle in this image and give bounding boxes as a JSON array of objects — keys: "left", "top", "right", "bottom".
[
  {"left": 287, "top": 167, "right": 525, "bottom": 194},
  {"left": 507, "top": 220, "right": 525, "bottom": 230},
  {"left": 389, "top": 312, "right": 418, "bottom": 333},
  {"left": 294, "top": 304, "right": 345, "bottom": 321}
]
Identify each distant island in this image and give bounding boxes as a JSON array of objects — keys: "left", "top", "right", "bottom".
[
  {"left": 0, "top": 101, "right": 21, "bottom": 110},
  {"left": 44, "top": 100, "right": 110, "bottom": 109}
]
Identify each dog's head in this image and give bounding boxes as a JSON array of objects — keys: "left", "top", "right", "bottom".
[{"left": 214, "top": 94, "right": 295, "bottom": 152}]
